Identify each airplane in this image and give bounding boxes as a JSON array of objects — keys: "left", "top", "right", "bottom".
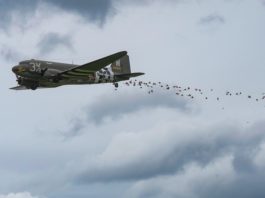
[{"left": 11, "top": 51, "right": 144, "bottom": 90}]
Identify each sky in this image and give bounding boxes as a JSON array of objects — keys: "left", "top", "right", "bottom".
[{"left": 1, "top": 0, "right": 265, "bottom": 197}]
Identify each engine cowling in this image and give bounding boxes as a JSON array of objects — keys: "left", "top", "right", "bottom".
[{"left": 17, "top": 77, "right": 39, "bottom": 90}]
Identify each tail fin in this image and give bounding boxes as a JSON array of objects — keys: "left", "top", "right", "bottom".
[{"left": 111, "top": 55, "right": 131, "bottom": 74}]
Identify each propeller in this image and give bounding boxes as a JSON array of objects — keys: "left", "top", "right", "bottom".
[{"left": 16, "top": 75, "right": 22, "bottom": 85}]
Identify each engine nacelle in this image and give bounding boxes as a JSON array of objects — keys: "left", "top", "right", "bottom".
[{"left": 18, "top": 77, "right": 39, "bottom": 90}]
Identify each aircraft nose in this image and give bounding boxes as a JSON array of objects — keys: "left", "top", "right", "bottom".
[{"left": 12, "top": 66, "right": 19, "bottom": 73}]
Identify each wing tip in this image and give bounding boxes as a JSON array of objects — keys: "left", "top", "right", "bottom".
[{"left": 118, "top": 51, "right": 128, "bottom": 56}]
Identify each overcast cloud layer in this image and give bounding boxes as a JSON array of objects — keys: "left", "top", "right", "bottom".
[
  {"left": 1, "top": 0, "right": 265, "bottom": 198},
  {"left": 0, "top": 0, "right": 176, "bottom": 27},
  {"left": 77, "top": 121, "right": 265, "bottom": 183},
  {"left": 0, "top": 0, "right": 112, "bottom": 26}
]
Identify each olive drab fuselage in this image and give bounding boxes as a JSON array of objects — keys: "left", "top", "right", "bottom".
[{"left": 11, "top": 51, "right": 145, "bottom": 90}]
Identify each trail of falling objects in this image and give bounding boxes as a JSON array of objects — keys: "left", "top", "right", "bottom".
[{"left": 120, "top": 79, "right": 265, "bottom": 106}]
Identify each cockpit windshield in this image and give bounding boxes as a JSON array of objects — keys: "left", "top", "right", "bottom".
[{"left": 19, "top": 60, "right": 30, "bottom": 65}]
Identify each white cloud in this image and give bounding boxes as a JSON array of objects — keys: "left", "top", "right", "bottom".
[
  {"left": 61, "top": 90, "right": 191, "bottom": 137},
  {"left": 127, "top": 156, "right": 236, "bottom": 198},
  {"left": 253, "top": 143, "right": 265, "bottom": 168},
  {"left": 76, "top": 118, "right": 265, "bottom": 185},
  {"left": 0, "top": 192, "right": 39, "bottom": 198}
]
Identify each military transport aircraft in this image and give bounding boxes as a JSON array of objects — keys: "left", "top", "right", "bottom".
[{"left": 11, "top": 51, "right": 144, "bottom": 90}]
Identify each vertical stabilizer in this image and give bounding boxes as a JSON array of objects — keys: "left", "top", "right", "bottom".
[{"left": 111, "top": 55, "right": 131, "bottom": 74}]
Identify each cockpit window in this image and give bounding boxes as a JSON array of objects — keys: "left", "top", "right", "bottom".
[{"left": 19, "top": 61, "right": 29, "bottom": 65}]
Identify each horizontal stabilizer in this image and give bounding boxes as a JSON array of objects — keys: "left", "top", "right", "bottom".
[{"left": 116, "top": 72, "right": 145, "bottom": 79}]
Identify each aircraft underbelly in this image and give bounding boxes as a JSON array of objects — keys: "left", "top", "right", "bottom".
[{"left": 39, "top": 76, "right": 115, "bottom": 87}]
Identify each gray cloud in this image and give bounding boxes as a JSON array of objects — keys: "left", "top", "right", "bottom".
[
  {"left": 85, "top": 91, "right": 189, "bottom": 124},
  {"left": 199, "top": 13, "right": 225, "bottom": 25},
  {"left": 0, "top": 0, "right": 112, "bottom": 26},
  {"left": 0, "top": 1, "right": 38, "bottom": 29},
  {"left": 76, "top": 121, "right": 265, "bottom": 186},
  {"left": 0, "top": 0, "right": 181, "bottom": 28},
  {"left": 130, "top": 154, "right": 265, "bottom": 198},
  {"left": 0, "top": 45, "right": 21, "bottom": 62},
  {"left": 45, "top": 0, "right": 113, "bottom": 25},
  {"left": 62, "top": 91, "right": 190, "bottom": 137},
  {"left": 37, "top": 32, "right": 73, "bottom": 55}
]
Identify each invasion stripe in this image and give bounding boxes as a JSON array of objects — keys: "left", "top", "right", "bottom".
[
  {"left": 62, "top": 74, "right": 91, "bottom": 78},
  {"left": 62, "top": 74, "right": 72, "bottom": 78}
]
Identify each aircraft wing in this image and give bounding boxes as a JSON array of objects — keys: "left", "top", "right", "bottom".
[
  {"left": 10, "top": 86, "right": 52, "bottom": 90},
  {"left": 60, "top": 51, "right": 127, "bottom": 78},
  {"left": 10, "top": 86, "right": 28, "bottom": 90}
]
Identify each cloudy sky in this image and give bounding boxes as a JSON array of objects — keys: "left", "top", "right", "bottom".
[{"left": 1, "top": 0, "right": 265, "bottom": 197}]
